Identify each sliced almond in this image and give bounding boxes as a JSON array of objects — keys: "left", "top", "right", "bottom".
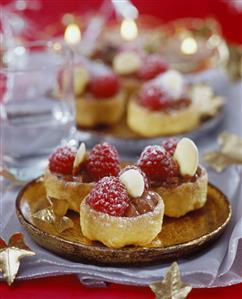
[
  {"left": 119, "top": 169, "right": 145, "bottom": 198},
  {"left": 73, "top": 143, "right": 87, "bottom": 176},
  {"left": 113, "top": 51, "right": 142, "bottom": 75},
  {"left": 74, "top": 67, "right": 90, "bottom": 96},
  {"left": 173, "top": 138, "right": 199, "bottom": 176}
]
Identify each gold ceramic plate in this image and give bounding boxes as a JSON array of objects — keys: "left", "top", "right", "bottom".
[{"left": 16, "top": 177, "right": 231, "bottom": 266}]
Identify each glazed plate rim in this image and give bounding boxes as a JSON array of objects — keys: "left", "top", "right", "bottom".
[
  {"left": 76, "top": 108, "right": 225, "bottom": 153},
  {"left": 16, "top": 178, "right": 232, "bottom": 265}
]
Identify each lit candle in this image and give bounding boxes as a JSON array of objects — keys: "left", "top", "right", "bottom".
[
  {"left": 64, "top": 23, "right": 81, "bottom": 45},
  {"left": 120, "top": 19, "right": 138, "bottom": 41},
  {"left": 181, "top": 37, "right": 198, "bottom": 55}
]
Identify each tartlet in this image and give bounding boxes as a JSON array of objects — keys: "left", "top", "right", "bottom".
[
  {"left": 80, "top": 167, "right": 164, "bottom": 248},
  {"left": 154, "top": 167, "right": 208, "bottom": 218},
  {"left": 138, "top": 138, "right": 208, "bottom": 217},
  {"left": 76, "top": 92, "right": 125, "bottom": 128},
  {"left": 44, "top": 169, "right": 93, "bottom": 214},
  {"left": 74, "top": 62, "right": 126, "bottom": 128},
  {"left": 44, "top": 142, "right": 121, "bottom": 215},
  {"left": 127, "top": 70, "right": 223, "bottom": 137}
]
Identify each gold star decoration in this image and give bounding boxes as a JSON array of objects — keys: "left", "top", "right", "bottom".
[
  {"left": 150, "top": 262, "right": 192, "bottom": 299},
  {"left": 0, "top": 233, "right": 35, "bottom": 285},
  {"left": 32, "top": 207, "right": 74, "bottom": 233},
  {"left": 32, "top": 195, "right": 74, "bottom": 234},
  {"left": 203, "top": 132, "right": 242, "bottom": 172},
  {"left": 190, "top": 84, "right": 224, "bottom": 117},
  {"left": 0, "top": 169, "right": 26, "bottom": 187}
]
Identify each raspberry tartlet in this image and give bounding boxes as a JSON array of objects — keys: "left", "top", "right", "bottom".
[
  {"left": 127, "top": 70, "right": 202, "bottom": 136},
  {"left": 113, "top": 51, "right": 168, "bottom": 96},
  {"left": 80, "top": 168, "right": 164, "bottom": 248},
  {"left": 44, "top": 142, "right": 121, "bottom": 215},
  {"left": 74, "top": 62, "right": 126, "bottom": 128},
  {"left": 138, "top": 138, "right": 208, "bottom": 218}
]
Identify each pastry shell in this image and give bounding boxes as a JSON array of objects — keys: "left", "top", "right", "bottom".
[
  {"left": 76, "top": 91, "right": 125, "bottom": 128},
  {"left": 121, "top": 77, "right": 140, "bottom": 98},
  {"left": 127, "top": 99, "right": 200, "bottom": 136},
  {"left": 44, "top": 169, "right": 94, "bottom": 214},
  {"left": 80, "top": 193, "right": 164, "bottom": 248},
  {"left": 154, "top": 166, "right": 208, "bottom": 218}
]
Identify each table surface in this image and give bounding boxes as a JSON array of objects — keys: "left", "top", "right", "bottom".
[{"left": 0, "top": 275, "right": 242, "bottom": 299}]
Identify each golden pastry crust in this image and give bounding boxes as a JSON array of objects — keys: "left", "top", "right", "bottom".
[
  {"left": 154, "top": 167, "right": 208, "bottom": 217},
  {"left": 76, "top": 91, "right": 126, "bottom": 128},
  {"left": 121, "top": 77, "right": 140, "bottom": 98},
  {"left": 80, "top": 194, "right": 164, "bottom": 248},
  {"left": 127, "top": 99, "right": 200, "bottom": 136},
  {"left": 44, "top": 169, "right": 94, "bottom": 213}
]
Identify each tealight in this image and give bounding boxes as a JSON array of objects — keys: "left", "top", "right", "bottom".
[
  {"left": 181, "top": 36, "right": 198, "bottom": 55},
  {"left": 64, "top": 23, "right": 81, "bottom": 45},
  {"left": 120, "top": 19, "right": 138, "bottom": 41}
]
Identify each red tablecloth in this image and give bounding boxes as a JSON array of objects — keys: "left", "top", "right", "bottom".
[{"left": 0, "top": 275, "right": 242, "bottom": 299}]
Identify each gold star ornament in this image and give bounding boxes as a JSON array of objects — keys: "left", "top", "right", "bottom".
[
  {"left": 32, "top": 207, "right": 74, "bottom": 233},
  {"left": 150, "top": 262, "right": 192, "bottom": 299},
  {"left": 0, "top": 233, "right": 35, "bottom": 285},
  {"left": 203, "top": 132, "right": 242, "bottom": 172}
]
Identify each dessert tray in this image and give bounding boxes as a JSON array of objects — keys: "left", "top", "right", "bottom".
[
  {"left": 16, "top": 177, "right": 231, "bottom": 266},
  {"left": 77, "top": 108, "right": 224, "bottom": 153}
]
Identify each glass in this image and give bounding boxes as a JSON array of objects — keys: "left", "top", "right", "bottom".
[{"left": 0, "top": 41, "right": 76, "bottom": 180}]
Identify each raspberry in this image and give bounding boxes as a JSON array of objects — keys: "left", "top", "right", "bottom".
[
  {"left": 89, "top": 72, "right": 120, "bottom": 98},
  {"left": 119, "top": 165, "right": 149, "bottom": 190},
  {"left": 86, "top": 143, "right": 120, "bottom": 181},
  {"left": 86, "top": 176, "right": 129, "bottom": 216},
  {"left": 138, "top": 54, "right": 168, "bottom": 80},
  {"left": 49, "top": 146, "right": 76, "bottom": 175},
  {"left": 137, "top": 145, "right": 179, "bottom": 185},
  {"left": 162, "top": 138, "right": 178, "bottom": 156},
  {"left": 138, "top": 84, "right": 171, "bottom": 111}
]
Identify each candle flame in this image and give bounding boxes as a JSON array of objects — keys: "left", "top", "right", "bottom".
[
  {"left": 120, "top": 19, "right": 138, "bottom": 41},
  {"left": 64, "top": 23, "right": 81, "bottom": 45},
  {"left": 181, "top": 37, "right": 198, "bottom": 55}
]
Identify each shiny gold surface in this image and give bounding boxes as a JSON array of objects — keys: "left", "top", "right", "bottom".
[
  {"left": 203, "top": 132, "right": 242, "bottom": 172},
  {"left": 0, "top": 233, "right": 35, "bottom": 285},
  {"left": 150, "top": 262, "right": 192, "bottom": 299},
  {"left": 16, "top": 177, "right": 231, "bottom": 266}
]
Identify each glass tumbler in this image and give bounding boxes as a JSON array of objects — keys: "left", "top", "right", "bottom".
[{"left": 0, "top": 41, "right": 76, "bottom": 181}]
